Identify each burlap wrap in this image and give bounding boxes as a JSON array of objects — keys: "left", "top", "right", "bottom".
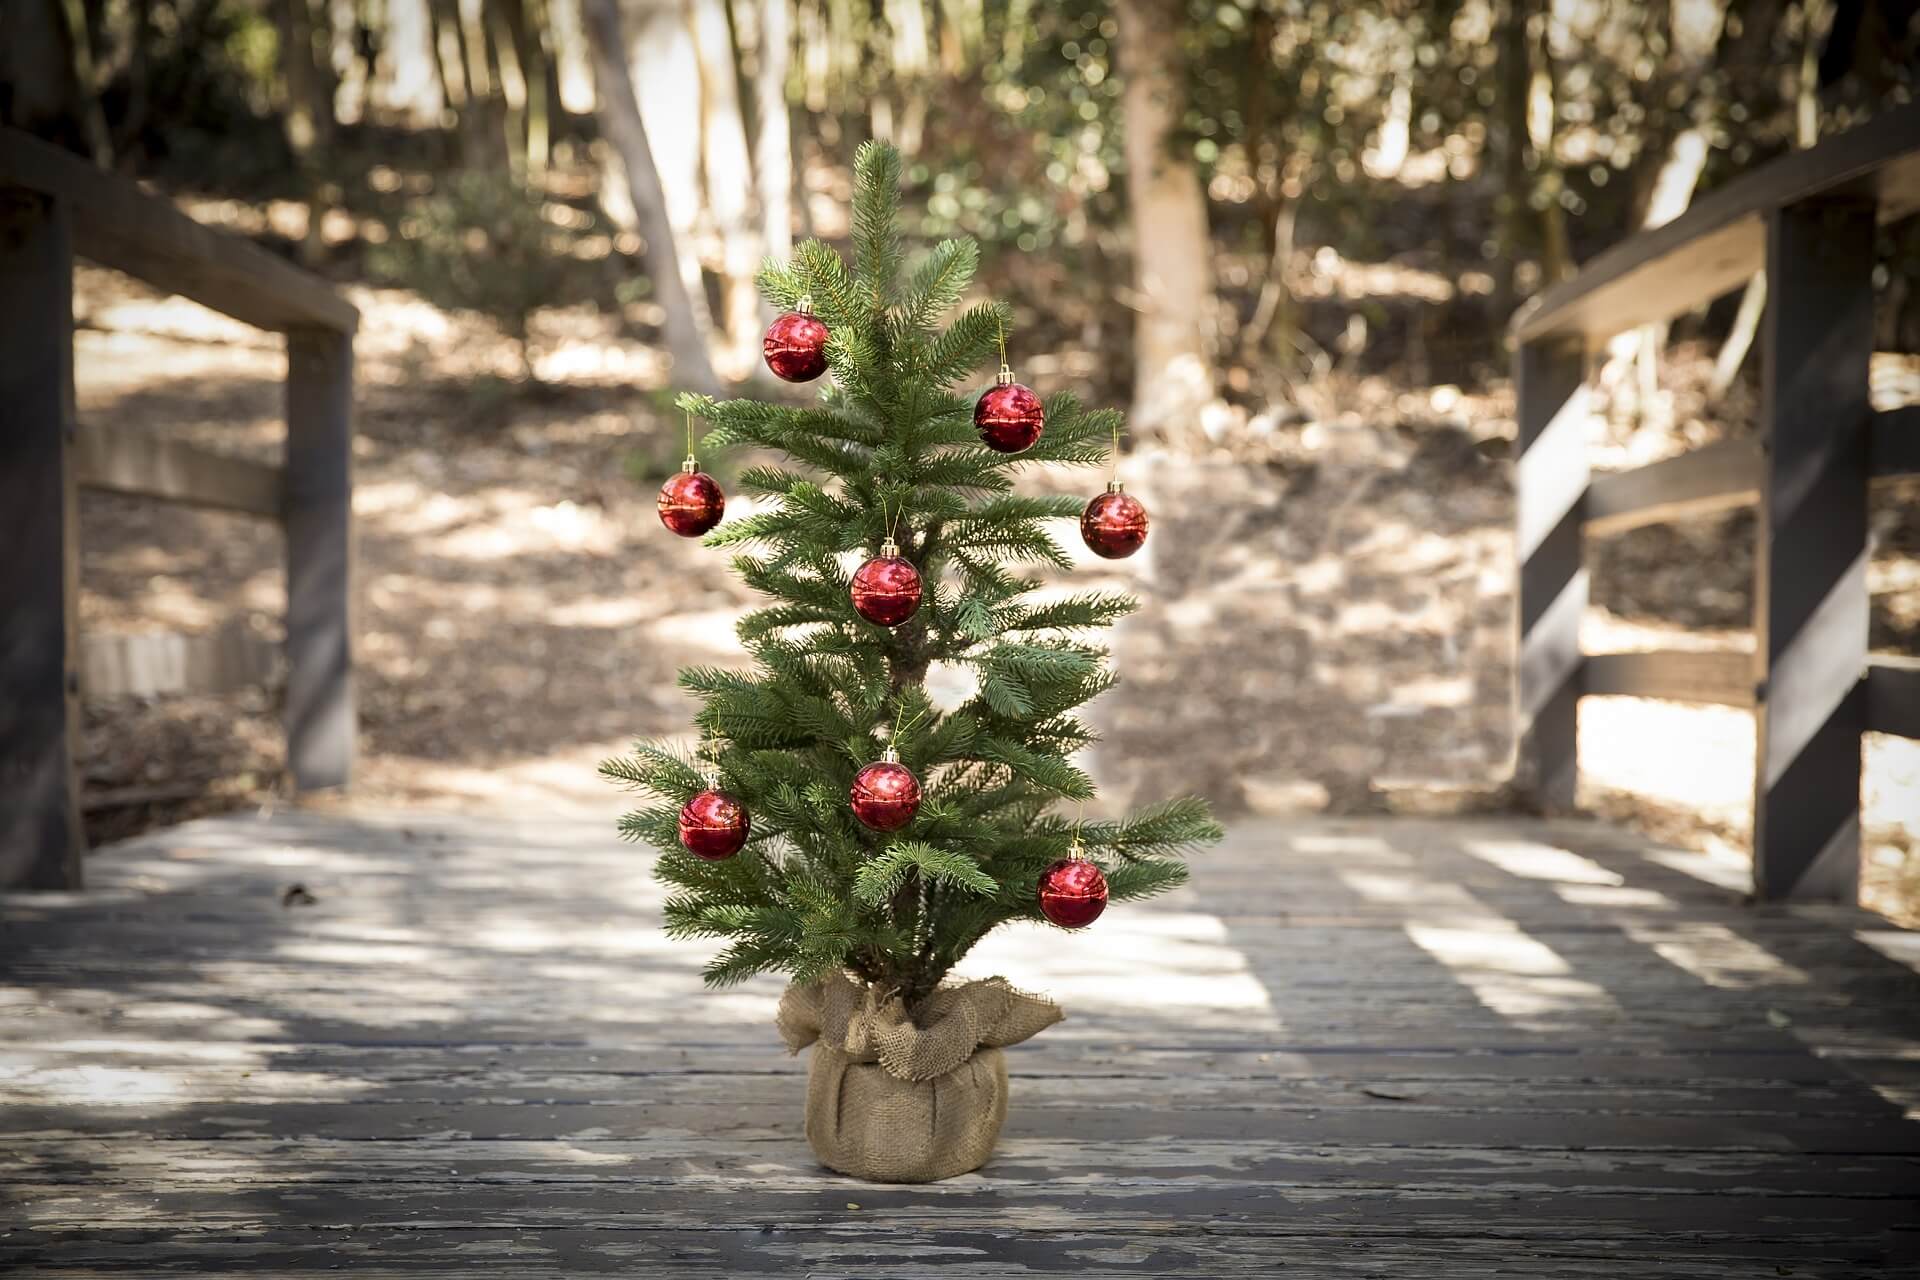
[{"left": 776, "top": 970, "right": 1063, "bottom": 1182}]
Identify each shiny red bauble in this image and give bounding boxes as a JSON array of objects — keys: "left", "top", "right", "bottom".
[
  {"left": 974, "top": 374, "right": 1044, "bottom": 453},
  {"left": 658, "top": 464, "right": 725, "bottom": 537},
  {"left": 1080, "top": 482, "right": 1149, "bottom": 559},
  {"left": 763, "top": 309, "right": 830, "bottom": 382},
  {"left": 678, "top": 788, "right": 749, "bottom": 860},
  {"left": 850, "top": 756, "right": 922, "bottom": 831},
  {"left": 1037, "top": 856, "right": 1108, "bottom": 928},
  {"left": 849, "top": 541, "right": 923, "bottom": 627}
]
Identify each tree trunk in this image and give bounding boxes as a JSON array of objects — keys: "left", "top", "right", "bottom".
[
  {"left": 275, "top": 0, "right": 335, "bottom": 266},
  {"left": 750, "top": 0, "right": 793, "bottom": 263},
  {"left": 691, "top": 0, "right": 762, "bottom": 368},
  {"left": 1492, "top": 0, "right": 1529, "bottom": 322},
  {"left": 1113, "top": 0, "right": 1217, "bottom": 440},
  {"left": 0, "top": 0, "right": 83, "bottom": 142},
  {"left": 582, "top": 0, "right": 723, "bottom": 395},
  {"left": 374, "top": 0, "right": 447, "bottom": 125}
]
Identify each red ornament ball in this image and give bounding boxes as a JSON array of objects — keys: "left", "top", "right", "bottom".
[
  {"left": 849, "top": 545, "right": 923, "bottom": 627},
  {"left": 763, "top": 310, "right": 829, "bottom": 382},
  {"left": 1080, "top": 483, "right": 1149, "bottom": 559},
  {"left": 850, "top": 758, "right": 922, "bottom": 831},
  {"left": 678, "top": 788, "right": 749, "bottom": 860},
  {"left": 658, "top": 467, "right": 725, "bottom": 537},
  {"left": 1037, "top": 857, "right": 1108, "bottom": 928},
  {"left": 974, "top": 378, "right": 1045, "bottom": 453}
]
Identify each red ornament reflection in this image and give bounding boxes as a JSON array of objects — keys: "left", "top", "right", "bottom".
[
  {"left": 678, "top": 788, "right": 749, "bottom": 860},
  {"left": 974, "top": 377, "right": 1045, "bottom": 453},
  {"left": 658, "top": 466, "right": 725, "bottom": 537},
  {"left": 1080, "top": 483, "right": 1148, "bottom": 559},
  {"left": 1037, "top": 856, "right": 1108, "bottom": 928},
  {"left": 850, "top": 757, "right": 921, "bottom": 831},
  {"left": 763, "top": 310, "right": 830, "bottom": 382},
  {"left": 850, "top": 545, "right": 923, "bottom": 627}
]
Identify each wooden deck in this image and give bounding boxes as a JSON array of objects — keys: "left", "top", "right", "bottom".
[{"left": 4, "top": 810, "right": 1919, "bottom": 1276}]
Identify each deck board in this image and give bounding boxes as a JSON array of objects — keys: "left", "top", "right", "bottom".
[{"left": 4, "top": 810, "right": 1918, "bottom": 1276}]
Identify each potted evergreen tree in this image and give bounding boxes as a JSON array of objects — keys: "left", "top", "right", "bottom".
[{"left": 603, "top": 142, "right": 1219, "bottom": 1183}]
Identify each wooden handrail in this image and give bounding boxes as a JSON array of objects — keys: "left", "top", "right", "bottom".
[
  {"left": 1511, "top": 109, "right": 1920, "bottom": 906},
  {"left": 0, "top": 132, "right": 356, "bottom": 892},
  {"left": 0, "top": 128, "right": 357, "bottom": 335},
  {"left": 1584, "top": 441, "right": 1763, "bottom": 538},
  {"left": 73, "top": 422, "right": 282, "bottom": 518},
  {"left": 1581, "top": 650, "right": 1756, "bottom": 708},
  {"left": 1512, "top": 104, "right": 1920, "bottom": 347}
]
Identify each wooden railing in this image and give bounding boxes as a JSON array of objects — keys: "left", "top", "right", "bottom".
[
  {"left": 1510, "top": 104, "right": 1920, "bottom": 903},
  {"left": 0, "top": 128, "right": 357, "bottom": 891}
]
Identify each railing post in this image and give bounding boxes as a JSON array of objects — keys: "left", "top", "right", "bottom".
[
  {"left": 284, "top": 327, "right": 355, "bottom": 792},
  {"left": 0, "top": 188, "right": 85, "bottom": 889},
  {"left": 1751, "top": 198, "right": 1875, "bottom": 902},
  {"left": 1513, "top": 337, "right": 1589, "bottom": 812}
]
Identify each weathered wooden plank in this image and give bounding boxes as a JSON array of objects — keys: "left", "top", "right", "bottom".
[
  {"left": 72, "top": 420, "right": 282, "bottom": 516},
  {"left": 0, "top": 128, "right": 357, "bottom": 335},
  {"left": 1511, "top": 103, "right": 1920, "bottom": 346},
  {"left": 1866, "top": 656, "right": 1920, "bottom": 741},
  {"left": 0, "top": 1229, "right": 1894, "bottom": 1278},
  {"left": 78, "top": 615, "right": 282, "bottom": 699},
  {"left": 1583, "top": 441, "right": 1763, "bottom": 538},
  {"left": 1514, "top": 339, "right": 1589, "bottom": 811},
  {"left": 10, "top": 1181, "right": 1920, "bottom": 1246},
  {"left": 1751, "top": 197, "right": 1876, "bottom": 903},
  {"left": 6, "top": 1095, "right": 1913, "bottom": 1151},
  {"left": 5, "top": 811, "right": 1918, "bottom": 1275},
  {"left": 11, "top": 1136, "right": 1917, "bottom": 1198},
  {"left": 283, "top": 328, "right": 355, "bottom": 791},
  {"left": 1580, "top": 649, "right": 1756, "bottom": 707},
  {"left": 1870, "top": 405, "right": 1920, "bottom": 479},
  {"left": 0, "top": 1066, "right": 1899, "bottom": 1126},
  {"left": 0, "top": 185, "right": 85, "bottom": 891}
]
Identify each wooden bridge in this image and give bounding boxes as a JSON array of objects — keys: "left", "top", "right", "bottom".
[
  {"left": 3, "top": 809, "right": 1918, "bottom": 1273},
  {"left": 5, "top": 112, "right": 1920, "bottom": 1274}
]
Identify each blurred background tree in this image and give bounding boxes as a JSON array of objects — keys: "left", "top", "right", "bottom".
[
  {"left": 9, "top": 0, "right": 1920, "bottom": 917},
  {"left": 4, "top": 0, "right": 1912, "bottom": 413}
]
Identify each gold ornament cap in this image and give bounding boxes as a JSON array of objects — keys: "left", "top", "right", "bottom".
[
  {"left": 880, "top": 744, "right": 900, "bottom": 764},
  {"left": 996, "top": 362, "right": 1016, "bottom": 387},
  {"left": 879, "top": 536, "right": 901, "bottom": 559},
  {"left": 1106, "top": 479, "right": 1125, "bottom": 495},
  {"left": 682, "top": 455, "right": 700, "bottom": 474},
  {"left": 795, "top": 295, "right": 815, "bottom": 316}
]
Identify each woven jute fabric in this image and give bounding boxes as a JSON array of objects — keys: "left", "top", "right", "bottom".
[{"left": 776, "top": 970, "right": 1063, "bottom": 1182}]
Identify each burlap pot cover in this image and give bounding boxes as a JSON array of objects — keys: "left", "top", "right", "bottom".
[{"left": 777, "top": 970, "right": 1063, "bottom": 1183}]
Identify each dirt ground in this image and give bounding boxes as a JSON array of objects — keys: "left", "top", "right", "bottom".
[{"left": 68, "top": 259, "right": 1920, "bottom": 924}]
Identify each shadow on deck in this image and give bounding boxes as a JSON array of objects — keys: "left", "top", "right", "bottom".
[{"left": 3, "top": 809, "right": 1918, "bottom": 1275}]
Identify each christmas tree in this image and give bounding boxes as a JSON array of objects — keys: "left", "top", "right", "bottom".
[{"left": 602, "top": 141, "right": 1221, "bottom": 1014}]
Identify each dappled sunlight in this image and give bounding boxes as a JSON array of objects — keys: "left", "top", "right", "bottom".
[
  {"left": 1400, "top": 926, "right": 1618, "bottom": 1021},
  {"left": 1556, "top": 883, "right": 1677, "bottom": 909},
  {"left": 1619, "top": 923, "right": 1811, "bottom": 990},
  {"left": 965, "top": 907, "right": 1284, "bottom": 1032},
  {"left": 1462, "top": 839, "right": 1623, "bottom": 886},
  {"left": 1341, "top": 850, "right": 1625, "bottom": 1025}
]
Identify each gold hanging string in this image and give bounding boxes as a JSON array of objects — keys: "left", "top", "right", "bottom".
[
  {"left": 685, "top": 409, "right": 697, "bottom": 463},
  {"left": 700, "top": 723, "right": 721, "bottom": 788},
  {"left": 893, "top": 702, "right": 929, "bottom": 743},
  {"left": 995, "top": 313, "right": 1008, "bottom": 368},
  {"left": 1110, "top": 419, "right": 1122, "bottom": 479}
]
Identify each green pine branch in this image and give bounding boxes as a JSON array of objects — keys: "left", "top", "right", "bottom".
[{"left": 610, "top": 141, "right": 1219, "bottom": 1007}]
